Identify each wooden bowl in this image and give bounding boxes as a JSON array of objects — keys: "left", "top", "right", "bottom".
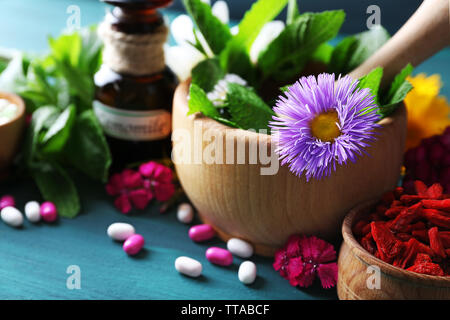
[
  {"left": 172, "top": 79, "right": 407, "bottom": 256},
  {"left": 0, "top": 92, "right": 25, "bottom": 175},
  {"left": 338, "top": 200, "right": 450, "bottom": 300}
]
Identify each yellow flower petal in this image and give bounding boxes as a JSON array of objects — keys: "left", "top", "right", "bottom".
[{"left": 404, "top": 74, "right": 450, "bottom": 150}]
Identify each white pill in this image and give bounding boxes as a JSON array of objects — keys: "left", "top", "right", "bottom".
[
  {"left": 1, "top": 206, "right": 24, "bottom": 227},
  {"left": 175, "top": 256, "right": 202, "bottom": 278},
  {"left": 177, "top": 203, "right": 194, "bottom": 224},
  {"left": 24, "top": 201, "right": 41, "bottom": 223},
  {"left": 107, "top": 222, "right": 135, "bottom": 241},
  {"left": 238, "top": 261, "right": 257, "bottom": 285},
  {"left": 227, "top": 238, "right": 254, "bottom": 258}
]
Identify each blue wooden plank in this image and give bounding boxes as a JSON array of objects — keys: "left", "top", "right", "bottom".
[{"left": 0, "top": 177, "right": 336, "bottom": 299}]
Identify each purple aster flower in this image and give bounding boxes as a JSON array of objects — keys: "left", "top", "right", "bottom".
[{"left": 270, "top": 73, "right": 380, "bottom": 181}]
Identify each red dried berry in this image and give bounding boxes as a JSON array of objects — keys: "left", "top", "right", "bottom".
[
  {"left": 371, "top": 222, "right": 403, "bottom": 263},
  {"left": 428, "top": 227, "right": 447, "bottom": 259},
  {"left": 390, "top": 203, "right": 422, "bottom": 232},
  {"left": 414, "top": 253, "right": 432, "bottom": 264},
  {"left": 422, "top": 209, "right": 450, "bottom": 229},
  {"left": 385, "top": 206, "right": 405, "bottom": 219},
  {"left": 426, "top": 183, "right": 444, "bottom": 199},
  {"left": 407, "top": 262, "right": 444, "bottom": 276},
  {"left": 421, "top": 199, "right": 450, "bottom": 212},
  {"left": 440, "top": 231, "right": 450, "bottom": 248},
  {"left": 394, "top": 187, "right": 404, "bottom": 199},
  {"left": 415, "top": 181, "right": 429, "bottom": 197},
  {"left": 412, "top": 230, "right": 429, "bottom": 243}
]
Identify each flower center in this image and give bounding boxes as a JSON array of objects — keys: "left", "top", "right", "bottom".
[{"left": 310, "top": 111, "right": 341, "bottom": 142}]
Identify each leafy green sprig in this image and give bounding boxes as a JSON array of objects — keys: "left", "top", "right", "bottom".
[
  {"left": 0, "top": 27, "right": 110, "bottom": 218},
  {"left": 184, "top": 0, "right": 413, "bottom": 132}
]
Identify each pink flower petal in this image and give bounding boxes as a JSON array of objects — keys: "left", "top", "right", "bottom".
[
  {"left": 106, "top": 173, "right": 124, "bottom": 196},
  {"left": 285, "top": 235, "right": 302, "bottom": 257},
  {"left": 139, "top": 161, "right": 158, "bottom": 178},
  {"left": 153, "top": 182, "right": 175, "bottom": 201},
  {"left": 287, "top": 256, "right": 304, "bottom": 283},
  {"left": 153, "top": 165, "right": 173, "bottom": 184},
  {"left": 299, "top": 236, "right": 336, "bottom": 264},
  {"left": 317, "top": 263, "right": 338, "bottom": 289},
  {"left": 114, "top": 194, "right": 132, "bottom": 214},
  {"left": 273, "top": 249, "right": 286, "bottom": 272},
  {"left": 295, "top": 262, "right": 316, "bottom": 288},
  {"left": 122, "top": 169, "right": 143, "bottom": 189},
  {"left": 129, "top": 189, "right": 153, "bottom": 210}
]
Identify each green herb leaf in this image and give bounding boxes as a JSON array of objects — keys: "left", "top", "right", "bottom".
[
  {"left": 286, "top": 0, "right": 300, "bottom": 25},
  {"left": 330, "top": 25, "right": 390, "bottom": 74},
  {"left": 258, "top": 10, "right": 345, "bottom": 81},
  {"left": 379, "top": 64, "right": 414, "bottom": 117},
  {"left": 40, "top": 104, "right": 76, "bottom": 154},
  {"left": 64, "top": 109, "right": 112, "bottom": 182},
  {"left": 311, "top": 43, "right": 334, "bottom": 65},
  {"left": 220, "top": 0, "right": 289, "bottom": 76},
  {"left": 187, "top": 83, "right": 238, "bottom": 127},
  {"left": 329, "top": 36, "right": 357, "bottom": 74},
  {"left": 24, "top": 106, "right": 60, "bottom": 163},
  {"left": 182, "top": 0, "right": 232, "bottom": 55},
  {"left": 357, "top": 67, "right": 383, "bottom": 106},
  {"left": 191, "top": 58, "right": 225, "bottom": 92},
  {"left": 32, "top": 161, "right": 80, "bottom": 218},
  {"left": 225, "top": 83, "right": 275, "bottom": 131}
]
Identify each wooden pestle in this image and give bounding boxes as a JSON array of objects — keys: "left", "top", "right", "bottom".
[{"left": 348, "top": 0, "right": 450, "bottom": 88}]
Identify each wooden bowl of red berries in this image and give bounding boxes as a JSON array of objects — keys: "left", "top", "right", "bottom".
[{"left": 338, "top": 181, "right": 450, "bottom": 300}]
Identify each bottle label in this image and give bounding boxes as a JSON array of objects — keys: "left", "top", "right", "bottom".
[{"left": 93, "top": 100, "right": 171, "bottom": 141}]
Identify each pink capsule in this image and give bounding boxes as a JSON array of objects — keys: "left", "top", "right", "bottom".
[
  {"left": 0, "top": 195, "right": 15, "bottom": 210},
  {"left": 123, "top": 234, "right": 145, "bottom": 255},
  {"left": 40, "top": 201, "right": 58, "bottom": 222},
  {"left": 205, "top": 247, "right": 233, "bottom": 266},
  {"left": 188, "top": 224, "right": 215, "bottom": 242}
]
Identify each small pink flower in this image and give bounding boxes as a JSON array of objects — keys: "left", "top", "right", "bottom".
[
  {"left": 273, "top": 235, "right": 338, "bottom": 289},
  {"left": 106, "top": 162, "right": 175, "bottom": 214}
]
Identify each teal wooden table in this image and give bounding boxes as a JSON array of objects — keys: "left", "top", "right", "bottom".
[{"left": 0, "top": 0, "right": 449, "bottom": 300}]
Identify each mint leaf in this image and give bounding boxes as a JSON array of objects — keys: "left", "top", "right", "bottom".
[
  {"left": 330, "top": 25, "right": 390, "bottom": 74},
  {"left": 379, "top": 64, "right": 414, "bottom": 118},
  {"left": 32, "top": 161, "right": 80, "bottom": 218},
  {"left": 329, "top": 36, "right": 357, "bottom": 74},
  {"left": 258, "top": 10, "right": 345, "bottom": 81},
  {"left": 311, "top": 43, "right": 334, "bottom": 65},
  {"left": 286, "top": 0, "right": 300, "bottom": 25},
  {"left": 40, "top": 104, "right": 76, "bottom": 154},
  {"left": 183, "top": 0, "right": 232, "bottom": 55},
  {"left": 64, "top": 109, "right": 112, "bottom": 182},
  {"left": 191, "top": 58, "right": 225, "bottom": 92},
  {"left": 24, "top": 106, "right": 60, "bottom": 163},
  {"left": 383, "top": 63, "right": 414, "bottom": 104},
  {"left": 187, "top": 83, "right": 238, "bottom": 127},
  {"left": 357, "top": 67, "right": 383, "bottom": 106},
  {"left": 225, "top": 83, "right": 275, "bottom": 131},
  {"left": 220, "top": 0, "right": 289, "bottom": 75}
]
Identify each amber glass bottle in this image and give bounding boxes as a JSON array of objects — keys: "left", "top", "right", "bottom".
[{"left": 94, "top": 0, "right": 178, "bottom": 171}]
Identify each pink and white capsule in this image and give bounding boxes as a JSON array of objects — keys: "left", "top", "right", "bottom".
[
  {"left": 0, "top": 195, "right": 15, "bottom": 210},
  {"left": 123, "top": 234, "right": 145, "bottom": 255},
  {"left": 40, "top": 201, "right": 58, "bottom": 222},
  {"left": 205, "top": 247, "right": 233, "bottom": 266},
  {"left": 188, "top": 224, "right": 215, "bottom": 242}
]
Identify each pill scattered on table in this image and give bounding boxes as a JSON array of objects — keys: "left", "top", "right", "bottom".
[
  {"left": 177, "top": 203, "right": 194, "bottom": 224},
  {"left": 123, "top": 234, "right": 145, "bottom": 255},
  {"left": 40, "top": 201, "right": 58, "bottom": 222},
  {"left": 205, "top": 247, "right": 233, "bottom": 266},
  {"left": 227, "top": 238, "right": 254, "bottom": 258},
  {"left": 107, "top": 222, "right": 135, "bottom": 241},
  {"left": 175, "top": 256, "right": 203, "bottom": 277},
  {"left": 238, "top": 261, "right": 257, "bottom": 285},
  {"left": 1, "top": 206, "right": 24, "bottom": 227},
  {"left": 189, "top": 224, "right": 215, "bottom": 242},
  {"left": 24, "top": 201, "right": 41, "bottom": 223},
  {"left": 0, "top": 195, "right": 15, "bottom": 210}
]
